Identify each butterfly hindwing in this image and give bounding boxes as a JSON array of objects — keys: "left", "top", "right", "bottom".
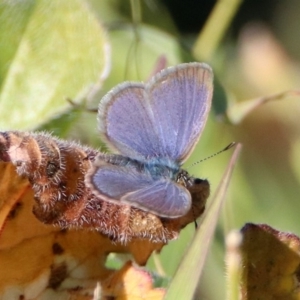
[
  {"left": 123, "top": 180, "right": 191, "bottom": 217},
  {"left": 86, "top": 159, "right": 191, "bottom": 217}
]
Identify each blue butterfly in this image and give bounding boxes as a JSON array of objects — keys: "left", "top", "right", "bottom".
[{"left": 86, "top": 63, "right": 213, "bottom": 218}]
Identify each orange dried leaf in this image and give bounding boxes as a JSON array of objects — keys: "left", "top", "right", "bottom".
[
  {"left": 0, "top": 162, "right": 119, "bottom": 298},
  {"left": 0, "top": 163, "right": 29, "bottom": 234},
  {"left": 102, "top": 261, "right": 165, "bottom": 300},
  {"left": 241, "top": 223, "right": 300, "bottom": 300},
  {"left": 0, "top": 131, "right": 209, "bottom": 299}
]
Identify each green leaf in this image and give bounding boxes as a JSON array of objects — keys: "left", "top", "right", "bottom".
[
  {"left": 0, "top": 0, "right": 109, "bottom": 130},
  {"left": 100, "top": 24, "right": 190, "bottom": 92}
]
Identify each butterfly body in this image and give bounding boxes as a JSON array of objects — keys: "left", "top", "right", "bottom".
[
  {"left": 86, "top": 63, "right": 213, "bottom": 218},
  {"left": 101, "top": 153, "right": 180, "bottom": 179}
]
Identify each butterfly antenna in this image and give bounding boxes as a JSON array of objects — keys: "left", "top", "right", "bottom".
[{"left": 190, "top": 142, "right": 236, "bottom": 167}]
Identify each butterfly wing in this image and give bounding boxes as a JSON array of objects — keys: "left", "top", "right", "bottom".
[
  {"left": 146, "top": 62, "right": 213, "bottom": 162},
  {"left": 98, "top": 62, "right": 213, "bottom": 163},
  {"left": 98, "top": 83, "right": 159, "bottom": 161},
  {"left": 86, "top": 160, "right": 191, "bottom": 218},
  {"left": 123, "top": 180, "right": 191, "bottom": 217}
]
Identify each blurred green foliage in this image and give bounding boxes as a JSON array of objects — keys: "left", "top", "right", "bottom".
[{"left": 1, "top": 0, "right": 300, "bottom": 299}]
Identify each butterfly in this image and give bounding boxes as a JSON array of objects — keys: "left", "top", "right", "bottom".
[{"left": 85, "top": 62, "right": 213, "bottom": 218}]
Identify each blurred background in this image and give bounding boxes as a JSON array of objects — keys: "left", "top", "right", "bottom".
[{"left": 1, "top": 0, "right": 300, "bottom": 299}]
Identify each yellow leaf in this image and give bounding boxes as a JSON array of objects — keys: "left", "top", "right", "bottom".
[{"left": 241, "top": 223, "right": 300, "bottom": 300}]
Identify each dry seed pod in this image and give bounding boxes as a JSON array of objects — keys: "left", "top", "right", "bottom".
[{"left": 0, "top": 131, "right": 209, "bottom": 243}]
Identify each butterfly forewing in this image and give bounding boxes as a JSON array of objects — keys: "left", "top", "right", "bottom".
[
  {"left": 98, "top": 84, "right": 159, "bottom": 160},
  {"left": 147, "top": 62, "right": 213, "bottom": 162},
  {"left": 98, "top": 63, "right": 213, "bottom": 162}
]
